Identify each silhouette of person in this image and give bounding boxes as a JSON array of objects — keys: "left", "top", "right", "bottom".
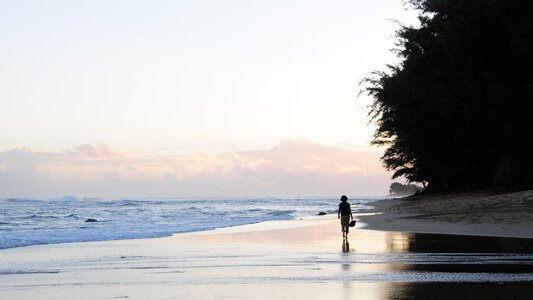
[{"left": 337, "top": 195, "right": 353, "bottom": 240}]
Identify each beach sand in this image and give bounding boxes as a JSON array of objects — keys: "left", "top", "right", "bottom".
[
  {"left": 358, "top": 189, "right": 533, "bottom": 238},
  {"left": 2, "top": 192, "right": 533, "bottom": 299}
]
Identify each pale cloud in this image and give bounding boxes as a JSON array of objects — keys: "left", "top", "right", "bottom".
[
  {"left": 66, "top": 144, "right": 125, "bottom": 158},
  {"left": 0, "top": 140, "right": 393, "bottom": 197},
  {"left": 336, "top": 165, "right": 363, "bottom": 173}
]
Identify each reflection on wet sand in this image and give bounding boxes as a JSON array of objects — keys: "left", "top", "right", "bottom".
[
  {"left": 338, "top": 230, "right": 533, "bottom": 299},
  {"left": 345, "top": 229, "right": 413, "bottom": 253},
  {"left": 346, "top": 229, "right": 533, "bottom": 253},
  {"left": 342, "top": 239, "right": 350, "bottom": 253}
]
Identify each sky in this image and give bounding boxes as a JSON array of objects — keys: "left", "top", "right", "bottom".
[{"left": 0, "top": 0, "right": 419, "bottom": 198}]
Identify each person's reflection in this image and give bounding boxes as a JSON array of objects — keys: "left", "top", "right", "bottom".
[{"left": 342, "top": 239, "right": 350, "bottom": 253}]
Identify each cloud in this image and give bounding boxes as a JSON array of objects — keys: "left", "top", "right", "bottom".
[
  {"left": 66, "top": 144, "right": 124, "bottom": 158},
  {"left": 0, "top": 140, "right": 392, "bottom": 197}
]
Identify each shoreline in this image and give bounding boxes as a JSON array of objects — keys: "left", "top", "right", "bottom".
[
  {"left": 3, "top": 189, "right": 533, "bottom": 253},
  {"left": 2, "top": 200, "right": 533, "bottom": 299},
  {"left": 3, "top": 189, "right": 532, "bottom": 252}
]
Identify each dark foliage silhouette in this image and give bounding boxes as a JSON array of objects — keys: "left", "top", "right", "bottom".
[{"left": 363, "top": 0, "right": 533, "bottom": 192}]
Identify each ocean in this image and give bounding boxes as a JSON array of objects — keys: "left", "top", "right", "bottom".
[{"left": 0, "top": 195, "right": 379, "bottom": 250}]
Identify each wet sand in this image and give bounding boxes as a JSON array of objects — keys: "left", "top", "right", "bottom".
[{"left": 1, "top": 216, "right": 533, "bottom": 299}]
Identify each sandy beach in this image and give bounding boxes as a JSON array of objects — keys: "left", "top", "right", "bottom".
[
  {"left": 2, "top": 192, "right": 533, "bottom": 299},
  {"left": 359, "top": 189, "right": 533, "bottom": 238}
]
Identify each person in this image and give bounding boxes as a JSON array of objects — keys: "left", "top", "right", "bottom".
[{"left": 337, "top": 195, "right": 353, "bottom": 240}]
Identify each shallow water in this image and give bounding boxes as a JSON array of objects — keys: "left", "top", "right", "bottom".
[{"left": 0, "top": 196, "right": 376, "bottom": 249}]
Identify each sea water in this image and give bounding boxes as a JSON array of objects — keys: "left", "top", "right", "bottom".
[{"left": 0, "top": 196, "right": 378, "bottom": 250}]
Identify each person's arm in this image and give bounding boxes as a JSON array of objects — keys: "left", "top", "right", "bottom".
[
  {"left": 338, "top": 204, "right": 341, "bottom": 219},
  {"left": 350, "top": 204, "right": 353, "bottom": 220}
]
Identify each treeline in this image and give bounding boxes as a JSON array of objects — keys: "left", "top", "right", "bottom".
[{"left": 363, "top": 0, "right": 533, "bottom": 192}]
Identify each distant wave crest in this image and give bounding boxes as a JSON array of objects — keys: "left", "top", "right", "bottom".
[{"left": 56, "top": 195, "right": 85, "bottom": 201}]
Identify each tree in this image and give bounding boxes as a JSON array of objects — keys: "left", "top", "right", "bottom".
[{"left": 363, "top": 0, "right": 533, "bottom": 192}]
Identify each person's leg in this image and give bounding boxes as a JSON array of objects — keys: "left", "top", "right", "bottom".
[{"left": 340, "top": 215, "right": 349, "bottom": 239}]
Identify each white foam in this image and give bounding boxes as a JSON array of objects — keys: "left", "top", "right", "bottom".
[{"left": 56, "top": 195, "right": 84, "bottom": 201}]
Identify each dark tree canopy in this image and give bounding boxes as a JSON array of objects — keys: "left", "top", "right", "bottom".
[{"left": 363, "top": 0, "right": 533, "bottom": 192}]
